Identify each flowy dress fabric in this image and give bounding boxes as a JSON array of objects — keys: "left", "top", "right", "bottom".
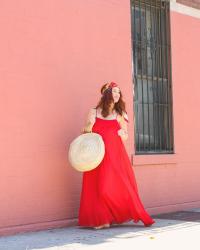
[{"left": 78, "top": 112, "right": 155, "bottom": 227}]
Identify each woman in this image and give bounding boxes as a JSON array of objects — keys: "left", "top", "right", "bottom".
[{"left": 78, "top": 82, "right": 155, "bottom": 229}]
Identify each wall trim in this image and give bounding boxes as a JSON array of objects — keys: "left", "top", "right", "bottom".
[
  {"left": 147, "top": 200, "right": 200, "bottom": 215},
  {"left": 0, "top": 217, "right": 77, "bottom": 237},
  {"left": 131, "top": 153, "right": 178, "bottom": 166},
  {"left": 170, "top": 1, "right": 200, "bottom": 19}
]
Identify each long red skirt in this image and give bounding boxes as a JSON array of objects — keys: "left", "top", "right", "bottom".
[{"left": 78, "top": 117, "right": 155, "bottom": 227}]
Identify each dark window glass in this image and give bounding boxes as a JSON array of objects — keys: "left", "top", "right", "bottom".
[{"left": 131, "top": 0, "right": 174, "bottom": 154}]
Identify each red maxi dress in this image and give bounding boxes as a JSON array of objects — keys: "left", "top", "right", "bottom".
[{"left": 78, "top": 109, "right": 155, "bottom": 227}]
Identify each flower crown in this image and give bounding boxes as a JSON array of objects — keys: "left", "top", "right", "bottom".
[{"left": 102, "top": 82, "right": 118, "bottom": 94}]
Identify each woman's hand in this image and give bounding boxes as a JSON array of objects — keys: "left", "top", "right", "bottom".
[
  {"left": 81, "top": 121, "right": 94, "bottom": 134},
  {"left": 117, "top": 128, "right": 128, "bottom": 140},
  {"left": 81, "top": 126, "right": 92, "bottom": 134}
]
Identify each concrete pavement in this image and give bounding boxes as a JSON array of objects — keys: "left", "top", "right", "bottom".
[{"left": 1, "top": 208, "right": 200, "bottom": 250}]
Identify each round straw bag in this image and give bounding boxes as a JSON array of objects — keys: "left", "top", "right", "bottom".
[{"left": 68, "top": 132, "right": 105, "bottom": 172}]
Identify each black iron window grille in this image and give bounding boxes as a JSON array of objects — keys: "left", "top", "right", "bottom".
[{"left": 131, "top": 0, "right": 174, "bottom": 154}]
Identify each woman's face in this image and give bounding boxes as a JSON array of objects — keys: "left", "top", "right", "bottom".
[{"left": 112, "top": 87, "right": 121, "bottom": 103}]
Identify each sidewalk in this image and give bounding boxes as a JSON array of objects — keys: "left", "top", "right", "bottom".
[{"left": 0, "top": 207, "right": 200, "bottom": 250}]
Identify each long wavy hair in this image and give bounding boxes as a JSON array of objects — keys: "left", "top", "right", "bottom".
[{"left": 95, "top": 83, "right": 127, "bottom": 118}]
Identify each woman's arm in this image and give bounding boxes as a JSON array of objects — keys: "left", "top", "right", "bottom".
[
  {"left": 81, "top": 108, "right": 96, "bottom": 133},
  {"left": 117, "top": 113, "right": 128, "bottom": 141}
]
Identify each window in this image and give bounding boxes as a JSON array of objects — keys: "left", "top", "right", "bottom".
[{"left": 131, "top": 0, "right": 174, "bottom": 154}]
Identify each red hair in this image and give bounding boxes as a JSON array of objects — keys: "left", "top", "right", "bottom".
[{"left": 95, "top": 82, "right": 128, "bottom": 119}]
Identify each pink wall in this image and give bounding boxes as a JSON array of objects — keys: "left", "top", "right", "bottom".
[
  {"left": 0, "top": 0, "right": 200, "bottom": 236},
  {"left": 0, "top": 0, "right": 134, "bottom": 236}
]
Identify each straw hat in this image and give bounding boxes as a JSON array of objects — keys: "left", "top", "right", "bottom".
[{"left": 68, "top": 132, "right": 105, "bottom": 172}]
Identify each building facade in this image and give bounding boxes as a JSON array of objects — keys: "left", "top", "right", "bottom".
[{"left": 1, "top": 0, "right": 200, "bottom": 235}]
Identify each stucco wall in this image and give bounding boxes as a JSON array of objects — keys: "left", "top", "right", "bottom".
[{"left": 0, "top": 0, "right": 134, "bottom": 235}]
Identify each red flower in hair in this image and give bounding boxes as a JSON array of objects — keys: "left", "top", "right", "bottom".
[
  {"left": 109, "top": 82, "right": 118, "bottom": 88},
  {"left": 102, "top": 82, "right": 119, "bottom": 94}
]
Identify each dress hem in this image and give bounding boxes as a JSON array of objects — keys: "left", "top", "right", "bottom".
[{"left": 78, "top": 217, "right": 155, "bottom": 228}]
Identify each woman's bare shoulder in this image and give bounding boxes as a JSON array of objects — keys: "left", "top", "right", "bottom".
[
  {"left": 122, "top": 111, "right": 129, "bottom": 123},
  {"left": 117, "top": 111, "right": 129, "bottom": 123}
]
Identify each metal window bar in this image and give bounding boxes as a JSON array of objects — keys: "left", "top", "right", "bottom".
[{"left": 131, "top": 0, "right": 174, "bottom": 154}]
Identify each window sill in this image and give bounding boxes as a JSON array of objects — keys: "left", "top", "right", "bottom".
[{"left": 131, "top": 153, "right": 178, "bottom": 166}]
